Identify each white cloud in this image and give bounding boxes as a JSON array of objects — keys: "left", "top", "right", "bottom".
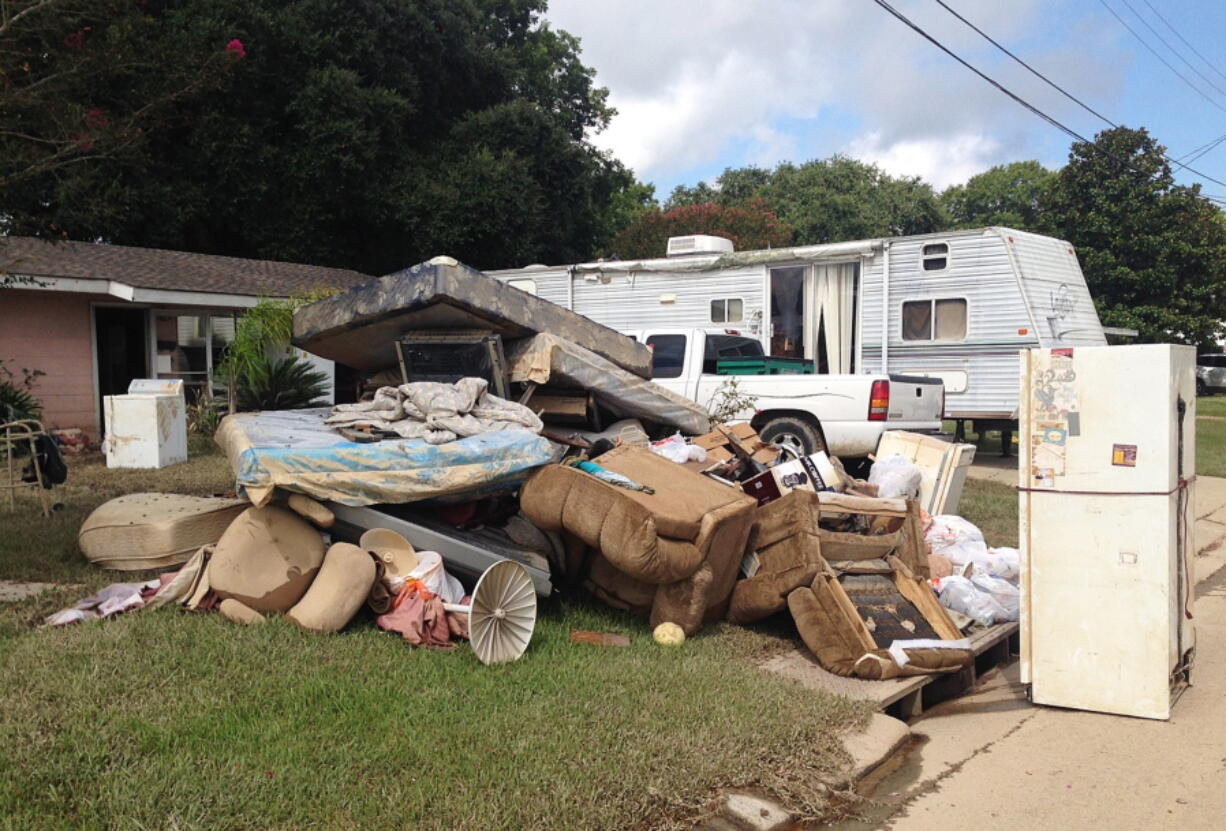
[
  {"left": 544, "top": 0, "right": 1131, "bottom": 189},
  {"left": 846, "top": 131, "right": 1003, "bottom": 189}
]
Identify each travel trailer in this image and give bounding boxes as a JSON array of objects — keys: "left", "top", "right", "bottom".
[{"left": 490, "top": 227, "right": 1107, "bottom": 434}]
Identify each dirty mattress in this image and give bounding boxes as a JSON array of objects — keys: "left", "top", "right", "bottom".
[
  {"left": 291, "top": 257, "right": 652, "bottom": 378},
  {"left": 215, "top": 408, "right": 561, "bottom": 507}
]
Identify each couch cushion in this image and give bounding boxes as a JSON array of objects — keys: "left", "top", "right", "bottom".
[
  {"left": 521, "top": 464, "right": 704, "bottom": 584},
  {"left": 596, "top": 444, "right": 756, "bottom": 541}
]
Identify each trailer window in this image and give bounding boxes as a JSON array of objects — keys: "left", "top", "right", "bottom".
[
  {"left": 710, "top": 298, "right": 744, "bottom": 323},
  {"left": 902, "top": 299, "right": 967, "bottom": 341},
  {"left": 646, "top": 334, "right": 686, "bottom": 378},
  {"left": 507, "top": 278, "right": 537, "bottom": 296},
  {"left": 922, "top": 243, "right": 949, "bottom": 272}
]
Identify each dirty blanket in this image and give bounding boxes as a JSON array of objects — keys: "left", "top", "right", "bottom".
[{"left": 325, "top": 377, "right": 543, "bottom": 444}]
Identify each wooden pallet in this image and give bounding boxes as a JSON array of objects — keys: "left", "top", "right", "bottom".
[{"left": 760, "top": 621, "right": 1020, "bottom": 721}]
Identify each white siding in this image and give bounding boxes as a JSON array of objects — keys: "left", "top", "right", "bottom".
[
  {"left": 494, "top": 268, "right": 571, "bottom": 308},
  {"left": 862, "top": 229, "right": 1038, "bottom": 419},
  {"left": 1007, "top": 230, "right": 1107, "bottom": 347},
  {"left": 495, "top": 263, "right": 767, "bottom": 340}
]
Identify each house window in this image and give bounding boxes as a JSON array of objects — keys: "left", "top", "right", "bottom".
[
  {"left": 922, "top": 242, "right": 949, "bottom": 272},
  {"left": 902, "top": 299, "right": 967, "bottom": 341},
  {"left": 507, "top": 278, "right": 537, "bottom": 296},
  {"left": 710, "top": 298, "right": 744, "bottom": 323},
  {"left": 646, "top": 334, "right": 686, "bottom": 378}
]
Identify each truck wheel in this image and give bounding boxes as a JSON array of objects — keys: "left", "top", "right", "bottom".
[
  {"left": 759, "top": 416, "right": 825, "bottom": 458},
  {"left": 1197, "top": 379, "right": 1208, "bottom": 396}
]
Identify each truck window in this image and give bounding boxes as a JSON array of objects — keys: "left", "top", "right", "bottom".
[
  {"left": 902, "top": 299, "right": 967, "bottom": 341},
  {"left": 710, "top": 298, "right": 744, "bottom": 323},
  {"left": 646, "top": 334, "right": 686, "bottom": 378},
  {"left": 922, "top": 243, "right": 949, "bottom": 272},
  {"left": 703, "top": 334, "right": 763, "bottom": 372}
]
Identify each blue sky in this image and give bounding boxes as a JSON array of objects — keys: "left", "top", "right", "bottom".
[{"left": 545, "top": 0, "right": 1226, "bottom": 199}]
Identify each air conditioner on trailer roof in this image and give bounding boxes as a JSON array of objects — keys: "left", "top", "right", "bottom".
[{"left": 666, "top": 235, "right": 734, "bottom": 258}]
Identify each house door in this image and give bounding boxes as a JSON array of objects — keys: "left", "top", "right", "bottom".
[{"left": 95, "top": 306, "right": 148, "bottom": 412}]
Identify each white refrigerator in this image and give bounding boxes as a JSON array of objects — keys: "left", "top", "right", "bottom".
[{"left": 1019, "top": 344, "right": 1196, "bottom": 720}]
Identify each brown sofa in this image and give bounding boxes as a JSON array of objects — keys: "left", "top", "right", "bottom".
[{"left": 520, "top": 444, "right": 757, "bottom": 634}]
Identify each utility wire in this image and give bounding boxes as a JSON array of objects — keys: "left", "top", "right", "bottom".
[
  {"left": 1185, "top": 134, "right": 1226, "bottom": 166},
  {"left": 1119, "top": 0, "right": 1226, "bottom": 100},
  {"left": 933, "top": 0, "right": 1226, "bottom": 177},
  {"left": 1097, "top": 0, "right": 1226, "bottom": 115},
  {"left": 871, "top": 0, "right": 1226, "bottom": 191},
  {"left": 931, "top": 0, "right": 1116, "bottom": 128},
  {"left": 1141, "top": 0, "right": 1226, "bottom": 87}
]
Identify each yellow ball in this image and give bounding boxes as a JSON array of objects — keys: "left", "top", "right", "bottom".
[{"left": 653, "top": 622, "right": 686, "bottom": 646}]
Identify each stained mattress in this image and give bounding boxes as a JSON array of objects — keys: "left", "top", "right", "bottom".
[
  {"left": 291, "top": 257, "right": 652, "bottom": 378},
  {"left": 215, "top": 408, "right": 562, "bottom": 507},
  {"left": 507, "top": 333, "right": 711, "bottom": 435}
]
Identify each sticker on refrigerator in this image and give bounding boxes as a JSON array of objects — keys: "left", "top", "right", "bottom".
[{"left": 1112, "top": 444, "right": 1138, "bottom": 467}]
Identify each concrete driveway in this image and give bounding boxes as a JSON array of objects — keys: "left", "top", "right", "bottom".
[{"left": 838, "top": 464, "right": 1226, "bottom": 829}]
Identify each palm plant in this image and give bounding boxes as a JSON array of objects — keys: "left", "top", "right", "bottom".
[
  {"left": 236, "top": 355, "right": 329, "bottom": 411},
  {"left": 216, "top": 290, "right": 337, "bottom": 413}
]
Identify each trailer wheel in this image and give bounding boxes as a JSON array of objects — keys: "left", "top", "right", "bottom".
[{"left": 759, "top": 416, "right": 826, "bottom": 458}]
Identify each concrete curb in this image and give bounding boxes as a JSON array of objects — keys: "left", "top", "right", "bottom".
[
  {"left": 699, "top": 714, "right": 912, "bottom": 830},
  {"left": 834, "top": 712, "right": 912, "bottom": 788}
]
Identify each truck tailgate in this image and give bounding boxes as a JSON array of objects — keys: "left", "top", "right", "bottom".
[{"left": 887, "top": 374, "right": 944, "bottom": 426}]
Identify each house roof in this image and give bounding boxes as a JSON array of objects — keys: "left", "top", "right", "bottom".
[{"left": 0, "top": 237, "right": 371, "bottom": 298}]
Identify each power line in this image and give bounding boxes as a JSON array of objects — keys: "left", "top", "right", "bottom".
[
  {"left": 931, "top": 0, "right": 1116, "bottom": 128},
  {"left": 1097, "top": 0, "right": 1226, "bottom": 115},
  {"left": 1180, "top": 133, "right": 1226, "bottom": 165},
  {"left": 870, "top": 0, "right": 1226, "bottom": 190},
  {"left": 933, "top": 0, "right": 1226, "bottom": 179},
  {"left": 1118, "top": 0, "right": 1226, "bottom": 100},
  {"left": 1141, "top": 0, "right": 1226, "bottom": 87}
]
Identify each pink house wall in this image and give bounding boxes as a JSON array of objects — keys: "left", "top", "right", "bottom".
[{"left": 0, "top": 290, "right": 102, "bottom": 437}]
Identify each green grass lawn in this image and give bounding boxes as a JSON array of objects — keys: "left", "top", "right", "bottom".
[
  {"left": 1197, "top": 395, "right": 1226, "bottom": 478},
  {"left": 0, "top": 441, "right": 868, "bottom": 830}
]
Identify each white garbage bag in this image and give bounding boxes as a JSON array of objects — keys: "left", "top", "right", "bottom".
[
  {"left": 649, "top": 432, "right": 708, "bottom": 464},
  {"left": 970, "top": 547, "right": 1020, "bottom": 582},
  {"left": 868, "top": 454, "right": 923, "bottom": 499},
  {"left": 970, "top": 573, "right": 1019, "bottom": 621},
  {"left": 925, "top": 514, "right": 989, "bottom": 568},
  {"left": 936, "top": 575, "right": 1011, "bottom": 626}
]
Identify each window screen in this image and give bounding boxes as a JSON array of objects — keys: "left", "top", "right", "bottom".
[
  {"left": 902, "top": 301, "right": 932, "bottom": 340},
  {"left": 646, "top": 334, "right": 686, "bottom": 378},
  {"left": 934, "top": 298, "right": 967, "bottom": 340},
  {"left": 710, "top": 298, "right": 744, "bottom": 323},
  {"left": 922, "top": 242, "right": 949, "bottom": 272}
]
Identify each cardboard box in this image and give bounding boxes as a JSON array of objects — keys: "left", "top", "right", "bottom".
[
  {"left": 692, "top": 423, "right": 780, "bottom": 466},
  {"left": 741, "top": 451, "right": 839, "bottom": 506}
]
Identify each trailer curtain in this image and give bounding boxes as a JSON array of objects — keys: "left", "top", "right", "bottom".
[{"left": 815, "top": 263, "right": 856, "bottom": 374}]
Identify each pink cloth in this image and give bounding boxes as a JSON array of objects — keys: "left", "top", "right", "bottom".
[{"left": 376, "top": 585, "right": 453, "bottom": 648}]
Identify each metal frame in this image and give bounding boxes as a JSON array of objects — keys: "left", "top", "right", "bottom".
[{"left": 2, "top": 419, "right": 54, "bottom": 517}]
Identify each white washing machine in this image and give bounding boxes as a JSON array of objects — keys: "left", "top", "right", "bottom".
[{"left": 104, "top": 379, "right": 188, "bottom": 469}]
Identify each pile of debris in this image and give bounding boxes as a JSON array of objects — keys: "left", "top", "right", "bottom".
[{"left": 58, "top": 256, "right": 1008, "bottom": 682}]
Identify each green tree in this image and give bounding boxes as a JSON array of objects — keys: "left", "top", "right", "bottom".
[
  {"left": 1, "top": 0, "right": 241, "bottom": 286},
  {"left": 663, "top": 156, "right": 947, "bottom": 245},
  {"left": 1045, "top": 126, "right": 1226, "bottom": 345},
  {"left": 0, "top": 0, "right": 643, "bottom": 274},
  {"left": 610, "top": 199, "right": 795, "bottom": 260},
  {"left": 940, "top": 160, "right": 1054, "bottom": 231}
]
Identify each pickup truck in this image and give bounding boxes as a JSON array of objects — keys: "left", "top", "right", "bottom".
[{"left": 628, "top": 329, "right": 945, "bottom": 458}]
